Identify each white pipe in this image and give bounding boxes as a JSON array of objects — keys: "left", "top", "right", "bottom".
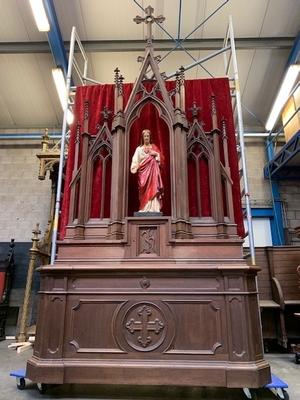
[
  {"left": 229, "top": 16, "right": 256, "bottom": 266},
  {"left": 50, "top": 26, "right": 77, "bottom": 264}
]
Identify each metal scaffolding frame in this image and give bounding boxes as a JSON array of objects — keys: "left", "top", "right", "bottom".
[
  {"left": 50, "top": 27, "right": 101, "bottom": 264},
  {"left": 223, "top": 17, "right": 256, "bottom": 265},
  {"left": 51, "top": 4, "right": 256, "bottom": 266}
]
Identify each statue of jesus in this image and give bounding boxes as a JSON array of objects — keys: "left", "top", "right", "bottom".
[{"left": 130, "top": 129, "right": 163, "bottom": 213}]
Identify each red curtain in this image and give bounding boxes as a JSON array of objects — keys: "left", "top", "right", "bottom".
[
  {"left": 188, "top": 155, "right": 211, "bottom": 218},
  {"left": 59, "top": 78, "right": 244, "bottom": 238}
]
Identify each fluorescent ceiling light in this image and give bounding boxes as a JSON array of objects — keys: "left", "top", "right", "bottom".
[
  {"left": 52, "top": 68, "right": 67, "bottom": 109},
  {"left": 52, "top": 67, "right": 74, "bottom": 125},
  {"left": 265, "top": 64, "right": 300, "bottom": 131},
  {"left": 66, "top": 109, "right": 74, "bottom": 125},
  {"left": 29, "top": 0, "right": 50, "bottom": 32}
]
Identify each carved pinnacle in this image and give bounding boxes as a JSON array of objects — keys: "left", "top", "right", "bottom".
[
  {"left": 31, "top": 223, "right": 41, "bottom": 252},
  {"left": 42, "top": 128, "right": 49, "bottom": 141},
  {"left": 75, "top": 122, "right": 81, "bottom": 143},
  {"left": 175, "top": 72, "right": 180, "bottom": 92},
  {"left": 114, "top": 67, "right": 120, "bottom": 85},
  {"left": 221, "top": 118, "right": 228, "bottom": 140},
  {"left": 211, "top": 94, "right": 217, "bottom": 115},
  {"left": 179, "top": 66, "right": 185, "bottom": 84},
  {"left": 83, "top": 101, "right": 89, "bottom": 120}
]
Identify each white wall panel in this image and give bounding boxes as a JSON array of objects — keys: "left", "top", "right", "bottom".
[{"left": 243, "top": 218, "right": 273, "bottom": 247}]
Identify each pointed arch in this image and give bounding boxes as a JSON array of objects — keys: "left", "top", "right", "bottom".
[
  {"left": 187, "top": 121, "right": 215, "bottom": 218},
  {"left": 86, "top": 123, "right": 112, "bottom": 220}
]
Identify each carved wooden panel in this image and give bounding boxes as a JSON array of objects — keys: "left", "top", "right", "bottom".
[
  {"left": 165, "top": 299, "right": 223, "bottom": 355},
  {"left": 67, "top": 299, "right": 126, "bottom": 354},
  {"left": 46, "top": 295, "right": 65, "bottom": 357},
  {"left": 227, "top": 296, "right": 248, "bottom": 360},
  {"left": 67, "top": 274, "right": 221, "bottom": 293},
  {"left": 248, "top": 295, "right": 264, "bottom": 359},
  {"left": 138, "top": 227, "right": 159, "bottom": 256},
  {"left": 226, "top": 276, "right": 243, "bottom": 291}
]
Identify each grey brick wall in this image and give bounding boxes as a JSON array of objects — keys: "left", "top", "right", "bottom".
[
  {"left": 243, "top": 137, "right": 272, "bottom": 207},
  {"left": 0, "top": 143, "right": 51, "bottom": 242}
]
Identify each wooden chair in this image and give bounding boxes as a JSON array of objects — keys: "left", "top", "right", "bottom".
[
  {"left": 266, "top": 246, "right": 300, "bottom": 344},
  {"left": 254, "top": 248, "right": 287, "bottom": 348},
  {"left": 0, "top": 239, "right": 15, "bottom": 341}
]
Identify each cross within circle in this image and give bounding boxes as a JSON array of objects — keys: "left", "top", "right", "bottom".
[{"left": 125, "top": 305, "right": 164, "bottom": 348}]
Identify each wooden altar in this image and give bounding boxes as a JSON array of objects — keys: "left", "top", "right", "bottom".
[{"left": 27, "top": 6, "right": 270, "bottom": 388}]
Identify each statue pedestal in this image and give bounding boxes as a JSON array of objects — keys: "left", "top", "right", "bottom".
[{"left": 134, "top": 211, "right": 163, "bottom": 217}]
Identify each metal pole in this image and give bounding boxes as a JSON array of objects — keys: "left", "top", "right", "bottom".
[
  {"left": 50, "top": 26, "right": 76, "bottom": 264},
  {"left": 158, "top": 0, "right": 229, "bottom": 64},
  {"left": 228, "top": 16, "right": 256, "bottom": 265},
  {"left": 166, "top": 46, "right": 230, "bottom": 79}
]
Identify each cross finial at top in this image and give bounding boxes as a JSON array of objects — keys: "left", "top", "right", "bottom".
[{"left": 133, "top": 5, "right": 165, "bottom": 45}]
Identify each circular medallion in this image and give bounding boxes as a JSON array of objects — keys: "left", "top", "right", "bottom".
[{"left": 114, "top": 301, "right": 175, "bottom": 353}]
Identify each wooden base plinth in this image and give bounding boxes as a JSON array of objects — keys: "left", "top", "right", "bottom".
[
  {"left": 27, "top": 263, "right": 270, "bottom": 388},
  {"left": 27, "top": 358, "right": 270, "bottom": 388}
]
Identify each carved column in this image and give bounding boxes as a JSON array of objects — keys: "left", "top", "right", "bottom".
[
  {"left": 173, "top": 68, "right": 191, "bottom": 238},
  {"left": 108, "top": 68, "right": 125, "bottom": 239},
  {"left": 221, "top": 119, "right": 234, "bottom": 221},
  {"left": 75, "top": 102, "right": 90, "bottom": 239},
  {"left": 211, "top": 96, "right": 225, "bottom": 228},
  {"left": 69, "top": 123, "right": 81, "bottom": 223}
]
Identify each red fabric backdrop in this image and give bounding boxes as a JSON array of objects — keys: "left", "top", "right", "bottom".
[{"left": 60, "top": 78, "right": 244, "bottom": 238}]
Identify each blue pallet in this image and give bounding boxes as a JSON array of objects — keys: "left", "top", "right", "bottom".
[
  {"left": 265, "top": 373, "right": 288, "bottom": 389},
  {"left": 10, "top": 368, "right": 26, "bottom": 379}
]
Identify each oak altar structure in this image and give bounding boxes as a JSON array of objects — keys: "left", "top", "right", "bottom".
[{"left": 27, "top": 6, "right": 270, "bottom": 389}]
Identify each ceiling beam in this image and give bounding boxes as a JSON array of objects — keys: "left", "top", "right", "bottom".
[
  {"left": 44, "top": 0, "right": 68, "bottom": 75},
  {"left": 0, "top": 37, "right": 294, "bottom": 54}
]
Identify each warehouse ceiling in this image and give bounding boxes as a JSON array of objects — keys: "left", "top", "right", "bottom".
[{"left": 0, "top": 0, "right": 299, "bottom": 132}]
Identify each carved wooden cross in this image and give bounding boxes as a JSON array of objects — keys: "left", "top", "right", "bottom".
[
  {"left": 100, "top": 106, "right": 112, "bottom": 122},
  {"left": 189, "top": 101, "right": 201, "bottom": 119},
  {"left": 133, "top": 5, "right": 165, "bottom": 44},
  {"left": 125, "top": 305, "right": 164, "bottom": 347},
  {"left": 189, "top": 101, "right": 205, "bottom": 129}
]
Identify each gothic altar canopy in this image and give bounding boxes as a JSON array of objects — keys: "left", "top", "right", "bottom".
[{"left": 27, "top": 6, "right": 270, "bottom": 389}]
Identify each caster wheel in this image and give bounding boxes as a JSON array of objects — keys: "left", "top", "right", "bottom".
[
  {"left": 250, "top": 390, "right": 258, "bottom": 400},
  {"left": 279, "top": 389, "right": 289, "bottom": 400},
  {"left": 17, "top": 377, "right": 26, "bottom": 390},
  {"left": 242, "top": 388, "right": 257, "bottom": 399},
  {"left": 37, "top": 383, "right": 47, "bottom": 394}
]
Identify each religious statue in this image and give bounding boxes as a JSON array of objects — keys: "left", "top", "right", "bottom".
[{"left": 130, "top": 129, "right": 163, "bottom": 212}]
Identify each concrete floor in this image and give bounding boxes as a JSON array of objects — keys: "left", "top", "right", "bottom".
[{"left": 1, "top": 340, "right": 299, "bottom": 400}]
